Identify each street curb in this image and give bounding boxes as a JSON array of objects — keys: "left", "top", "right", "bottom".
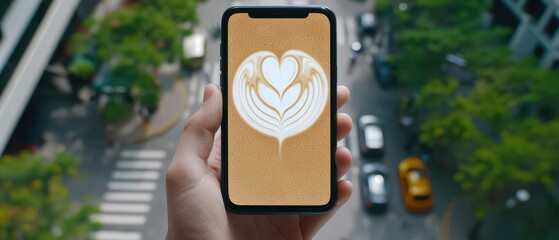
[
  {"left": 441, "top": 197, "right": 459, "bottom": 240},
  {"left": 127, "top": 75, "right": 188, "bottom": 143}
]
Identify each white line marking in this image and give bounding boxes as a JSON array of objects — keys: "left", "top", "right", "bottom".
[
  {"left": 116, "top": 160, "right": 163, "bottom": 170},
  {"left": 212, "top": 61, "right": 220, "bottom": 85},
  {"left": 107, "top": 181, "right": 157, "bottom": 191},
  {"left": 337, "top": 17, "right": 345, "bottom": 46},
  {"left": 112, "top": 171, "right": 160, "bottom": 180},
  {"left": 351, "top": 166, "right": 359, "bottom": 176},
  {"left": 91, "top": 214, "right": 146, "bottom": 225},
  {"left": 119, "top": 150, "right": 166, "bottom": 159},
  {"left": 100, "top": 203, "right": 151, "bottom": 213},
  {"left": 197, "top": 73, "right": 206, "bottom": 103},
  {"left": 104, "top": 192, "right": 154, "bottom": 202},
  {"left": 350, "top": 124, "right": 360, "bottom": 162},
  {"left": 91, "top": 230, "right": 142, "bottom": 240},
  {"left": 337, "top": 138, "right": 347, "bottom": 148},
  {"left": 345, "top": 16, "right": 356, "bottom": 44},
  {"left": 291, "top": 0, "right": 309, "bottom": 4}
]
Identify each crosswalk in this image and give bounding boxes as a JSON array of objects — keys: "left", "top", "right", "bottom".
[{"left": 91, "top": 149, "right": 168, "bottom": 240}]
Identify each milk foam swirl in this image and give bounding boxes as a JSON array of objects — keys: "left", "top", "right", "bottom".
[{"left": 232, "top": 50, "right": 328, "bottom": 146}]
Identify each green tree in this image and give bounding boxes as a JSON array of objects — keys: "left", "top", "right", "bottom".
[
  {"left": 72, "top": 0, "right": 200, "bottom": 114},
  {"left": 392, "top": 0, "right": 559, "bottom": 232},
  {"left": 0, "top": 152, "right": 100, "bottom": 239}
]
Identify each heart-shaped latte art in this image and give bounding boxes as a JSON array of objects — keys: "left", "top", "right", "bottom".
[{"left": 232, "top": 50, "right": 328, "bottom": 146}]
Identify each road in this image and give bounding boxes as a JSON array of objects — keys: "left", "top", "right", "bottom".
[{"left": 60, "top": 0, "right": 461, "bottom": 239}]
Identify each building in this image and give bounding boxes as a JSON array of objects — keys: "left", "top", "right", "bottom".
[
  {"left": 0, "top": 0, "right": 98, "bottom": 154},
  {"left": 492, "top": 0, "right": 559, "bottom": 70}
]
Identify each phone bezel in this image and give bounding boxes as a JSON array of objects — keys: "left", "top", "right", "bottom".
[{"left": 220, "top": 5, "right": 337, "bottom": 214}]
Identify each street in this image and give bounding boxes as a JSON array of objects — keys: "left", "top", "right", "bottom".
[{"left": 45, "top": 0, "right": 459, "bottom": 239}]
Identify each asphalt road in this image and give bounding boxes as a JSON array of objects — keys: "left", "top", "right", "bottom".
[{"left": 62, "top": 0, "right": 463, "bottom": 239}]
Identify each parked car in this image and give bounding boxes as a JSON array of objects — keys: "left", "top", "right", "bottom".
[
  {"left": 181, "top": 33, "right": 206, "bottom": 69},
  {"left": 356, "top": 12, "right": 377, "bottom": 37},
  {"left": 398, "top": 157, "right": 434, "bottom": 212},
  {"left": 360, "top": 163, "right": 389, "bottom": 212},
  {"left": 358, "top": 115, "right": 385, "bottom": 158},
  {"left": 372, "top": 53, "right": 394, "bottom": 88}
]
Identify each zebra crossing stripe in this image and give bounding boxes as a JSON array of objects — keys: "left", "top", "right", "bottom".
[
  {"left": 112, "top": 171, "right": 160, "bottom": 180},
  {"left": 91, "top": 230, "right": 142, "bottom": 240},
  {"left": 116, "top": 160, "right": 163, "bottom": 170},
  {"left": 100, "top": 203, "right": 151, "bottom": 213},
  {"left": 91, "top": 214, "right": 147, "bottom": 225},
  {"left": 103, "top": 192, "right": 154, "bottom": 202},
  {"left": 119, "top": 150, "right": 167, "bottom": 159},
  {"left": 107, "top": 181, "right": 157, "bottom": 191}
]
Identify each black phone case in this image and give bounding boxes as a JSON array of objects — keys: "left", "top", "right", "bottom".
[{"left": 220, "top": 5, "right": 338, "bottom": 214}]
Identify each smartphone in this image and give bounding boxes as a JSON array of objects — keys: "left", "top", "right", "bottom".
[{"left": 221, "top": 6, "right": 337, "bottom": 214}]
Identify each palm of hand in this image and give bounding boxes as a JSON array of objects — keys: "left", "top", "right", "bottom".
[{"left": 166, "top": 85, "right": 352, "bottom": 240}]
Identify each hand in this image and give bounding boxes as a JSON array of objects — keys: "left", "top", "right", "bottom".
[{"left": 166, "top": 84, "right": 353, "bottom": 240}]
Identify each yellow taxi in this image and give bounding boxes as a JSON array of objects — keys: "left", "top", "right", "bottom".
[{"left": 398, "top": 157, "right": 434, "bottom": 212}]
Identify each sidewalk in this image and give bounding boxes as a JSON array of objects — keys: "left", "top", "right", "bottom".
[
  {"left": 442, "top": 197, "right": 475, "bottom": 240},
  {"left": 113, "top": 73, "right": 188, "bottom": 144}
]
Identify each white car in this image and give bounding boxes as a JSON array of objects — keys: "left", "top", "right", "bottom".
[{"left": 358, "top": 115, "right": 384, "bottom": 158}]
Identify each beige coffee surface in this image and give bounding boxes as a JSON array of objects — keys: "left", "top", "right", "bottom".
[{"left": 227, "top": 13, "right": 332, "bottom": 206}]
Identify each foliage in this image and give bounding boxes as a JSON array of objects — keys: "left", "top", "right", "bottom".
[
  {"left": 0, "top": 152, "right": 100, "bottom": 239},
  {"left": 68, "top": 58, "right": 96, "bottom": 79},
  {"left": 71, "top": 0, "right": 200, "bottom": 109},
  {"left": 390, "top": 0, "right": 559, "bottom": 227},
  {"left": 102, "top": 95, "right": 133, "bottom": 123},
  {"left": 519, "top": 195, "right": 559, "bottom": 240},
  {"left": 133, "top": 73, "right": 161, "bottom": 107},
  {"left": 375, "top": 0, "right": 391, "bottom": 14}
]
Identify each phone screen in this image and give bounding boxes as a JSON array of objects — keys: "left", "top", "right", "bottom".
[{"left": 226, "top": 11, "right": 333, "bottom": 207}]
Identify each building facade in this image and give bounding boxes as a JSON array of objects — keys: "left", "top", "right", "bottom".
[
  {"left": 493, "top": 0, "right": 559, "bottom": 70},
  {"left": 0, "top": 0, "right": 97, "bottom": 154}
]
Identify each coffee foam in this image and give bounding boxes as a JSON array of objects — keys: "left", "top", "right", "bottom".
[{"left": 228, "top": 13, "right": 331, "bottom": 206}]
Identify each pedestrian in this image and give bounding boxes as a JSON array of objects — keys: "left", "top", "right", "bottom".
[{"left": 165, "top": 84, "right": 353, "bottom": 239}]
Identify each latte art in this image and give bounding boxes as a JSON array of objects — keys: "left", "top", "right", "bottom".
[{"left": 232, "top": 50, "right": 329, "bottom": 146}]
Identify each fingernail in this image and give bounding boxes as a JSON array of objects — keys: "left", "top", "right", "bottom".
[{"left": 203, "top": 85, "right": 213, "bottom": 103}]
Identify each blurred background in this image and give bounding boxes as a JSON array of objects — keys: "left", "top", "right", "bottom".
[{"left": 1, "top": 0, "right": 559, "bottom": 239}]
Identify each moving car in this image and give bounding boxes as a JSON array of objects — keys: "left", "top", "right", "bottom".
[
  {"left": 358, "top": 115, "right": 384, "bottom": 158},
  {"left": 356, "top": 12, "right": 377, "bottom": 37},
  {"left": 372, "top": 53, "right": 394, "bottom": 88},
  {"left": 181, "top": 33, "right": 206, "bottom": 69},
  {"left": 360, "top": 163, "right": 389, "bottom": 212},
  {"left": 398, "top": 157, "right": 434, "bottom": 212}
]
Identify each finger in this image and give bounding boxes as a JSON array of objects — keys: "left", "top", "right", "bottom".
[
  {"left": 337, "top": 85, "right": 350, "bottom": 110},
  {"left": 208, "top": 133, "right": 222, "bottom": 181},
  {"left": 335, "top": 147, "right": 352, "bottom": 180},
  {"left": 336, "top": 113, "right": 352, "bottom": 141},
  {"left": 167, "top": 84, "right": 222, "bottom": 185},
  {"left": 300, "top": 180, "right": 353, "bottom": 239}
]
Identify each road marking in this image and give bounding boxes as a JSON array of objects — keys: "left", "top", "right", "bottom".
[
  {"left": 100, "top": 203, "right": 151, "bottom": 213},
  {"left": 183, "top": 73, "right": 201, "bottom": 120},
  {"left": 107, "top": 181, "right": 157, "bottom": 191},
  {"left": 112, "top": 171, "right": 160, "bottom": 180},
  {"left": 91, "top": 214, "right": 147, "bottom": 225},
  {"left": 116, "top": 160, "right": 163, "bottom": 170},
  {"left": 104, "top": 192, "right": 154, "bottom": 202},
  {"left": 349, "top": 123, "right": 360, "bottom": 163},
  {"left": 197, "top": 73, "right": 206, "bottom": 103},
  {"left": 345, "top": 16, "right": 356, "bottom": 44},
  {"left": 441, "top": 198, "right": 459, "bottom": 240},
  {"left": 291, "top": 0, "right": 309, "bottom": 4},
  {"left": 91, "top": 230, "right": 142, "bottom": 240},
  {"left": 351, "top": 166, "right": 359, "bottom": 176},
  {"left": 119, "top": 150, "right": 166, "bottom": 159},
  {"left": 212, "top": 61, "right": 220, "bottom": 85},
  {"left": 337, "top": 17, "right": 345, "bottom": 46}
]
